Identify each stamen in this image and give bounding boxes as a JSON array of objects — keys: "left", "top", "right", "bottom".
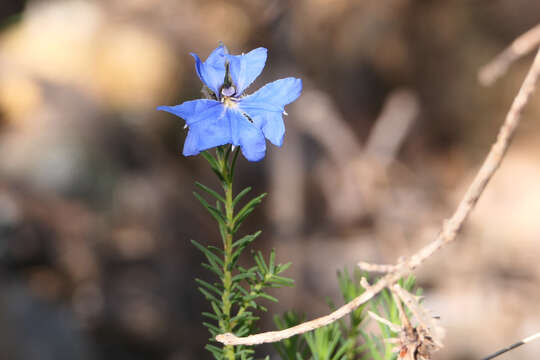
[
  {"left": 221, "top": 86, "right": 236, "bottom": 97},
  {"left": 241, "top": 112, "right": 254, "bottom": 123},
  {"left": 283, "top": 110, "right": 288, "bottom": 116}
]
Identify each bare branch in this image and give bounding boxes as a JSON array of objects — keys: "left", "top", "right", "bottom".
[
  {"left": 363, "top": 89, "right": 419, "bottom": 168},
  {"left": 216, "top": 46, "right": 540, "bottom": 347},
  {"left": 393, "top": 284, "right": 444, "bottom": 348},
  {"left": 479, "top": 23, "right": 540, "bottom": 86},
  {"left": 482, "top": 331, "right": 540, "bottom": 360},
  {"left": 358, "top": 261, "right": 399, "bottom": 273},
  {"left": 368, "top": 311, "right": 401, "bottom": 332},
  {"left": 359, "top": 276, "right": 371, "bottom": 289},
  {"left": 390, "top": 286, "right": 411, "bottom": 330}
]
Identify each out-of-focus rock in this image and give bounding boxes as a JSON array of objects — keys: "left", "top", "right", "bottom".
[
  {"left": 0, "top": 284, "right": 96, "bottom": 360},
  {"left": 0, "top": 0, "right": 178, "bottom": 120}
]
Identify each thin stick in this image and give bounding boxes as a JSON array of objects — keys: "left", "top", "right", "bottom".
[
  {"left": 390, "top": 287, "right": 410, "bottom": 329},
  {"left": 481, "top": 332, "right": 540, "bottom": 360},
  {"left": 367, "top": 311, "right": 401, "bottom": 333},
  {"left": 357, "top": 261, "right": 399, "bottom": 273},
  {"left": 479, "top": 23, "right": 540, "bottom": 86},
  {"left": 216, "top": 46, "right": 540, "bottom": 347}
]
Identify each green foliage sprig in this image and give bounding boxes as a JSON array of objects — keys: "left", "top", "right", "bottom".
[
  {"left": 193, "top": 145, "right": 294, "bottom": 360},
  {"left": 274, "top": 269, "right": 420, "bottom": 360}
]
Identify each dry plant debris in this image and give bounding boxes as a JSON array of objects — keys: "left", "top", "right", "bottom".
[{"left": 217, "top": 25, "right": 540, "bottom": 348}]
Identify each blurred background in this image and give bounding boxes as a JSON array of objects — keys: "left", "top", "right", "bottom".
[{"left": 0, "top": 0, "right": 539, "bottom": 359}]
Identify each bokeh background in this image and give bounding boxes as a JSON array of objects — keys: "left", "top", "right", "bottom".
[{"left": 0, "top": 0, "right": 539, "bottom": 359}]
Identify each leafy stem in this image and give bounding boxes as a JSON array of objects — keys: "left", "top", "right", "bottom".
[
  {"left": 196, "top": 145, "right": 293, "bottom": 360},
  {"left": 216, "top": 145, "right": 239, "bottom": 360}
]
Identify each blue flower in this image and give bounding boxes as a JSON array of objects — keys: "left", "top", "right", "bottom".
[{"left": 157, "top": 44, "right": 302, "bottom": 161}]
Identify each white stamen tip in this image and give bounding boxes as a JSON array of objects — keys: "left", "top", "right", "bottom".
[
  {"left": 283, "top": 111, "right": 288, "bottom": 116},
  {"left": 231, "top": 145, "right": 236, "bottom": 151},
  {"left": 183, "top": 124, "right": 188, "bottom": 129}
]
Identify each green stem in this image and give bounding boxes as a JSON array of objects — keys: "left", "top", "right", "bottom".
[
  {"left": 345, "top": 326, "right": 358, "bottom": 360},
  {"left": 231, "top": 272, "right": 273, "bottom": 329},
  {"left": 218, "top": 146, "right": 237, "bottom": 360}
]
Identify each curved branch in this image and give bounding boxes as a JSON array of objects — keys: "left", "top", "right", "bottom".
[
  {"left": 479, "top": 23, "right": 540, "bottom": 86},
  {"left": 217, "top": 45, "right": 540, "bottom": 346}
]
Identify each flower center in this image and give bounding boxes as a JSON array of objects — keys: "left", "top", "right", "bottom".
[
  {"left": 221, "top": 85, "right": 236, "bottom": 97},
  {"left": 222, "top": 96, "right": 238, "bottom": 109}
]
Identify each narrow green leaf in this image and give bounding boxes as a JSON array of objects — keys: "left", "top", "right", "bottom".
[
  {"left": 270, "top": 275, "right": 295, "bottom": 286},
  {"left": 232, "top": 272, "right": 255, "bottom": 283},
  {"left": 199, "top": 259, "right": 223, "bottom": 281},
  {"left": 214, "top": 201, "right": 227, "bottom": 241},
  {"left": 231, "top": 232, "right": 262, "bottom": 266},
  {"left": 193, "top": 191, "right": 226, "bottom": 226},
  {"left": 332, "top": 338, "right": 353, "bottom": 360},
  {"left": 210, "top": 301, "right": 223, "bottom": 317},
  {"left": 195, "top": 182, "right": 225, "bottom": 203},
  {"left": 230, "top": 311, "right": 257, "bottom": 324},
  {"left": 235, "top": 284, "right": 250, "bottom": 296},
  {"left": 218, "top": 222, "right": 227, "bottom": 242},
  {"left": 201, "top": 150, "right": 218, "bottom": 168},
  {"left": 201, "top": 151, "right": 225, "bottom": 183},
  {"left": 236, "top": 326, "right": 252, "bottom": 337},
  {"left": 243, "top": 294, "right": 259, "bottom": 302},
  {"left": 202, "top": 321, "right": 221, "bottom": 334},
  {"left": 233, "top": 209, "right": 257, "bottom": 233},
  {"left": 191, "top": 240, "right": 224, "bottom": 267},
  {"left": 235, "top": 347, "right": 255, "bottom": 358},
  {"left": 230, "top": 146, "right": 241, "bottom": 179},
  {"left": 202, "top": 311, "right": 219, "bottom": 320},
  {"left": 273, "top": 315, "right": 285, "bottom": 329},
  {"left": 198, "top": 287, "right": 221, "bottom": 303},
  {"left": 232, "top": 231, "right": 262, "bottom": 248},
  {"left": 403, "top": 275, "right": 417, "bottom": 291},
  {"left": 259, "top": 292, "right": 279, "bottom": 303},
  {"left": 360, "top": 330, "right": 383, "bottom": 360},
  {"left": 233, "top": 187, "right": 252, "bottom": 208},
  {"left": 201, "top": 262, "right": 223, "bottom": 278},
  {"left": 223, "top": 144, "right": 233, "bottom": 162},
  {"left": 276, "top": 262, "right": 292, "bottom": 274},
  {"left": 269, "top": 249, "right": 276, "bottom": 273},
  {"left": 233, "top": 193, "right": 267, "bottom": 224},
  {"left": 195, "top": 278, "right": 223, "bottom": 296},
  {"left": 205, "top": 344, "right": 224, "bottom": 359},
  {"left": 208, "top": 246, "right": 225, "bottom": 256},
  {"left": 253, "top": 251, "right": 269, "bottom": 274}
]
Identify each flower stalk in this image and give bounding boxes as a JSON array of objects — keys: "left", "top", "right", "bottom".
[
  {"left": 217, "top": 145, "right": 239, "bottom": 360},
  {"left": 160, "top": 44, "right": 298, "bottom": 360}
]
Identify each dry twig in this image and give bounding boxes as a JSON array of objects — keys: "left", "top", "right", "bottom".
[
  {"left": 389, "top": 286, "right": 442, "bottom": 360},
  {"left": 479, "top": 23, "right": 540, "bottom": 86},
  {"left": 368, "top": 311, "right": 401, "bottom": 333},
  {"left": 482, "top": 332, "right": 540, "bottom": 360},
  {"left": 216, "top": 45, "right": 540, "bottom": 347},
  {"left": 357, "top": 261, "right": 399, "bottom": 273},
  {"left": 392, "top": 284, "right": 444, "bottom": 348}
]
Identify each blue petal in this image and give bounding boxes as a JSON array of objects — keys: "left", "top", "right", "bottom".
[
  {"left": 206, "top": 45, "right": 228, "bottom": 66},
  {"left": 190, "top": 45, "right": 227, "bottom": 95},
  {"left": 157, "top": 99, "right": 222, "bottom": 126},
  {"left": 238, "top": 77, "right": 302, "bottom": 146},
  {"left": 226, "top": 47, "right": 267, "bottom": 95},
  {"left": 182, "top": 116, "right": 232, "bottom": 156},
  {"left": 227, "top": 108, "right": 266, "bottom": 161},
  {"left": 157, "top": 100, "right": 231, "bottom": 156},
  {"left": 260, "top": 112, "right": 285, "bottom": 146}
]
